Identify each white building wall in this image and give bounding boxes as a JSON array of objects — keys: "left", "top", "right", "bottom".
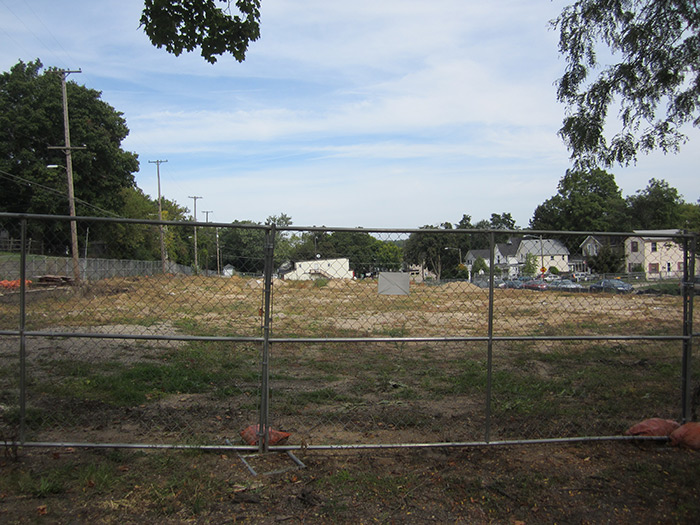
[{"left": 284, "top": 258, "right": 354, "bottom": 280}]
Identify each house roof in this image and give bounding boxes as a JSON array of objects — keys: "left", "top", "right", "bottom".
[
  {"left": 497, "top": 239, "right": 520, "bottom": 257},
  {"left": 466, "top": 249, "right": 490, "bottom": 261},
  {"left": 517, "top": 238, "right": 569, "bottom": 256}
]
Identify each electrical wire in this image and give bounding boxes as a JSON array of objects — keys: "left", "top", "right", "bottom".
[{"left": 0, "top": 167, "right": 120, "bottom": 217}]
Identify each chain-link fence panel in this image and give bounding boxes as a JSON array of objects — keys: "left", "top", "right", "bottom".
[
  {"left": 489, "top": 339, "right": 683, "bottom": 440},
  {"left": 0, "top": 214, "right": 696, "bottom": 449},
  {"left": 270, "top": 230, "right": 490, "bottom": 339},
  {"left": 1, "top": 216, "right": 268, "bottom": 445},
  {"left": 18, "top": 336, "right": 261, "bottom": 444},
  {"left": 266, "top": 340, "right": 489, "bottom": 446}
]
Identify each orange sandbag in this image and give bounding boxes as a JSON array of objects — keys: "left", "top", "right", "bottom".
[
  {"left": 669, "top": 422, "right": 700, "bottom": 450},
  {"left": 624, "top": 418, "right": 680, "bottom": 437},
  {"left": 240, "top": 424, "right": 291, "bottom": 446}
]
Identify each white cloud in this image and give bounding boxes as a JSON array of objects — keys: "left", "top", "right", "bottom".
[{"left": 2, "top": 0, "right": 697, "bottom": 230}]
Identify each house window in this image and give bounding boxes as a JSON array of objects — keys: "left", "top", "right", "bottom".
[
  {"left": 648, "top": 263, "right": 659, "bottom": 273},
  {"left": 678, "top": 262, "right": 685, "bottom": 271},
  {"left": 550, "top": 255, "right": 555, "bottom": 260},
  {"left": 651, "top": 242, "right": 657, "bottom": 252},
  {"left": 631, "top": 241, "right": 638, "bottom": 252},
  {"left": 666, "top": 262, "right": 672, "bottom": 273}
]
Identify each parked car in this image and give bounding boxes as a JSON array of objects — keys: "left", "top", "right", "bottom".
[
  {"left": 589, "top": 279, "right": 633, "bottom": 293},
  {"left": 548, "top": 279, "right": 583, "bottom": 291},
  {"left": 503, "top": 279, "right": 523, "bottom": 289},
  {"left": 522, "top": 279, "right": 548, "bottom": 291},
  {"left": 472, "top": 278, "right": 505, "bottom": 289}
]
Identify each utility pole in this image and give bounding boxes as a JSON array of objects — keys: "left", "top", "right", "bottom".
[
  {"left": 202, "top": 210, "right": 212, "bottom": 272},
  {"left": 149, "top": 159, "right": 168, "bottom": 273},
  {"left": 201, "top": 211, "right": 221, "bottom": 275},
  {"left": 189, "top": 196, "right": 202, "bottom": 272},
  {"left": 49, "top": 69, "right": 83, "bottom": 284},
  {"left": 215, "top": 227, "right": 221, "bottom": 276}
]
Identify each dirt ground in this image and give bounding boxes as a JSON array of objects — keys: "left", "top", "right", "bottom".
[
  {"left": 1, "top": 440, "right": 699, "bottom": 524},
  {"left": 1, "top": 276, "right": 699, "bottom": 522}
]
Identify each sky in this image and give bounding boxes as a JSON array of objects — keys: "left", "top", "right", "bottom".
[{"left": 1, "top": 0, "right": 698, "bottom": 230}]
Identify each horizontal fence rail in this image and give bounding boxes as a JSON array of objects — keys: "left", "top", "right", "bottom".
[{"left": 0, "top": 212, "right": 696, "bottom": 453}]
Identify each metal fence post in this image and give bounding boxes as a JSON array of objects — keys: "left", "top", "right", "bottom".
[
  {"left": 485, "top": 230, "right": 496, "bottom": 442},
  {"left": 681, "top": 233, "right": 696, "bottom": 423},
  {"left": 19, "top": 218, "right": 27, "bottom": 444},
  {"left": 258, "top": 225, "right": 276, "bottom": 452}
]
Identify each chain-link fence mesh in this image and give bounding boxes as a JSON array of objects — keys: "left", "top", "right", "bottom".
[{"left": 0, "top": 214, "right": 697, "bottom": 450}]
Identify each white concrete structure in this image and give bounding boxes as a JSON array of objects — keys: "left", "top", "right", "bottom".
[{"left": 282, "top": 258, "right": 354, "bottom": 281}]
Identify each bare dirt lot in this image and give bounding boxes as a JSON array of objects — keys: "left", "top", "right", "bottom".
[{"left": 1, "top": 275, "right": 699, "bottom": 522}]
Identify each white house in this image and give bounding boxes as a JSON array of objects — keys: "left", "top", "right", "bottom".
[
  {"left": 515, "top": 238, "right": 570, "bottom": 274},
  {"left": 625, "top": 230, "right": 684, "bottom": 279},
  {"left": 281, "top": 257, "right": 354, "bottom": 281}
]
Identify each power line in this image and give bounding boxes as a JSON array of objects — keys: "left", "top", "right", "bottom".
[
  {"left": 0, "top": 0, "right": 71, "bottom": 70},
  {"left": 0, "top": 168, "right": 119, "bottom": 217}
]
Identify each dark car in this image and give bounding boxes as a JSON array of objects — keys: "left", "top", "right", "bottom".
[
  {"left": 548, "top": 279, "right": 583, "bottom": 291},
  {"left": 589, "top": 279, "right": 633, "bottom": 293}
]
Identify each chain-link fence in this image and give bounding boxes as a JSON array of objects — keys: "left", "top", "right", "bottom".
[{"left": 0, "top": 213, "right": 697, "bottom": 451}]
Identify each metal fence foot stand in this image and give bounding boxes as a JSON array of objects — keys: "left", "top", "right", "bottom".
[
  {"left": 235, "top": 450, "right": 306, "bottom": 477},
  {"left": 225, "top": 438, "right": 306, "bottom": 476}
]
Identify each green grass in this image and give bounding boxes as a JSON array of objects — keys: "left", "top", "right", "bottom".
[{"left": 35, "top": 341, "right": 260, "bottom": 408}]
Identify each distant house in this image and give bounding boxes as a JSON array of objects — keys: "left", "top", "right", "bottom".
[
  {"left": 464, "top": 248, "right": 491, "bottom": 277},
  {"left": 513, "top": 238, "right": 570, "bottom": 274},
  {"left": 580, "top": 236, "right": 604, "bottom": 258},
  {"left": 466, "top": 238, "right": 571, "bottom": 278},
  {"left": 280, "top": 257, "right": 354, "bottom": 281},
  {"left": 625, "top": 230, "right": 684, "bottom": 279},
  {"left": 576, "top": 235, "right": 626, "bottom": 275},
  {"left": 405, "top": 264, "right": 437, "bottom": 282}
]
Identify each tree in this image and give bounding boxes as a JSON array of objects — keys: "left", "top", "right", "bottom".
[
  {"left": 522, "top": 253, "right": 539, "bottom": 277},
  {"left": 140, "top": 0, "right": 261, "bottom": 64},
  {"left": 265, "top": 213, "right": 295, "bottom": 265},
  {"left": 219, "top": 220, "right": 266, "bottom": 274},
  {"left": 626, "top": 178, "right": 683, "bottom": 229},
  {"left": 471, "top": 257, "right": 489, "bottom": 277},
  {"left": 0, "top": 60, "right": 139, "bottom": 255},
  {"left": 110, "top": 187, "right": 161, "bottom": 260},
  {"left": 403, "top": 224, "right": 456, "bottom": 281},
  {"left": 530, "top": 169, "right": 629, "bottom": 234},
  {"left": 679, "top": 201, "right": 700, "bottom": 234},
  {"left": 587, "top": 243, "right": 624, "bottom": 274},
  {"left": 161, "top": 198, "right": 195, "bottom": 264},
  {"left": 470, "top": 213, "right": 518, "bottom": 250},
  {"left": 554, "top": 1, "right": 700, "bottom": 168}
]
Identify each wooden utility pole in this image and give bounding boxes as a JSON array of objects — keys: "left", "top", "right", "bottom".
[
  {"left": 49, "top": 69, "right": 83, "bottom": 284},
  {"left": 149, "top": 159, "right": 168, "bottom": 273},
  {"left": 202, "top": 211, "right": 212, "bottom": 272},
  {"left": 189, "top": 196, "right": 202, "bottom": 272}
]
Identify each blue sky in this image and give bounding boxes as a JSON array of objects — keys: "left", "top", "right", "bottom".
[{"left": 2, "top": 0, "right": 698, "bottom": 229}]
